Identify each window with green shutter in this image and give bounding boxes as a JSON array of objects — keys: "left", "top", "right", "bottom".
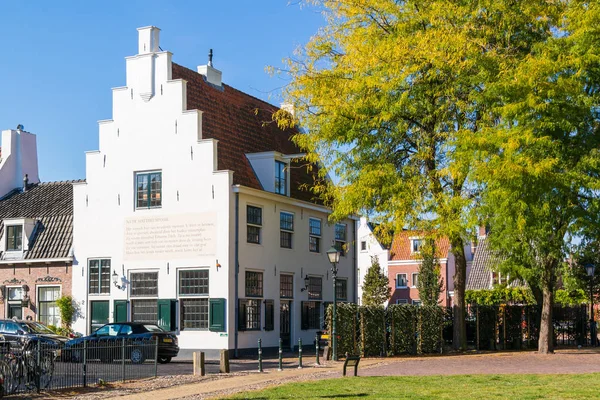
[
  {"left": 264, "top": 300, "right": 274, "bottom": 331},
  {"left": 157, "top": 299, "right": 177, "bottom": 331}
]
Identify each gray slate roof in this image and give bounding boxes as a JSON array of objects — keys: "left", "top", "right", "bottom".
[
  {"left": 0, "top": 181, "right": 80, "bottom": 261},
  {"left": 466, "top": 237, "right": 495, "bottom": 290}
]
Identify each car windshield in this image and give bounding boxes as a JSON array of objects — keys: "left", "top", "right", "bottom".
[
  {"left": 143, "top": 325, "right": 164, "bottom": 332},
  {"left": 19, "top": 322, "right": 55, "bottom": 334}
]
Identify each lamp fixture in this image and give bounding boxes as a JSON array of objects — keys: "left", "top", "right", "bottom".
[
  {"left": 216, "top": 259, "right": 222, "bottom": 270},
  {"left": 112, "top": 271, "right": 124, "bottom": 290},
  {"left": 300, "top": 275, "right": 310, "bottom": 292}
]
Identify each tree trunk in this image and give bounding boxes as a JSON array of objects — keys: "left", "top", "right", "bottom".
[
  {"left": 538, "top": 279, "right": 554, "bottom": 354},
  {"left": 451, "top": 237, "right": 467, "bottom": 351}
]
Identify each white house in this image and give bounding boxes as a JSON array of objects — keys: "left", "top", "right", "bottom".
[
  {"left": 357, "top": 217, "right": 389, "bottom": 304},
  {"left": 71, "top": 27, "right": 357, "bottom": 359}
]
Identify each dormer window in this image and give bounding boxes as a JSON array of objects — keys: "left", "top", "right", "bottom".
[
  {"left": 411, "top": 238, "right": 423, "bottom": 253},
  {"left": 6, "top": 225, "right": 23, "bottom": 252},
  {"left": 275, "top": 161, "right": 287, "bottom": 195}
]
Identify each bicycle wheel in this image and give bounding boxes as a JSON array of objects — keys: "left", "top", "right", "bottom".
[
  {"left": 37, "top": 355, "right": 54, "bottom": 390},
  {"left": 2, "top": 357, "right": 21, "bottom": 394}
]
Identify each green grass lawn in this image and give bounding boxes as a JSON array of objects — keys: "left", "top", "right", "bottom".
[{"left": 224, "top": 373, "right": 600, "bottom": 399}]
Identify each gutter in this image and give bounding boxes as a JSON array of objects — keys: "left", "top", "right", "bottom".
[
  {"left": 0, "top": 257, "right": 73, "bottom": 265},
  {"left": 234, "top": 192, "right": 240, "bottom": 358},
  {"left": 353, "top": 219, "right": 358, "bottom": 303}
]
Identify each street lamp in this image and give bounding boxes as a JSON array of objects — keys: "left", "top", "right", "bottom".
[
  {"left": 326, "top": 246, "right": 341, "bottom": 361},
  {"left": 586, "top": 263, "right": 596, "bottom": 346}
]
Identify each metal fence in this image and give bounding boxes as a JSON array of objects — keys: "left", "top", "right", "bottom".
[{"left": 0, "top": 337, "right": 158, "bottom": 396}]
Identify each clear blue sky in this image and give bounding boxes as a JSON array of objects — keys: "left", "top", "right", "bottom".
[{"left": 0, "top": 1, "right": 324, "bottom": 182}]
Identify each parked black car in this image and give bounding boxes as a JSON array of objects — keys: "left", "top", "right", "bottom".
[
  {"left": 0, "top": 319, "right": 69, "bottom": 350},
  {"left": 65, "top": 322, "right": 179, "bottom": 364}
]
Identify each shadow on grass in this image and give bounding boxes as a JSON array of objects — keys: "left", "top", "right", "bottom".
[{"left": 318, "top": 394, "right": 368, "bottom": 398}]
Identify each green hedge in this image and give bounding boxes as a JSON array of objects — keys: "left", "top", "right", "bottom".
[
  {"left": 387, "top": 305, "right": 417, "bottom": 355},
  {"left": 359, "top": 305, "right": 386, "bottom": 357}
]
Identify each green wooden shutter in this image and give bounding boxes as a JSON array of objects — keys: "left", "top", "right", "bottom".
[
  {"left": 114, "top": 300, "right": 128, "bottom": 323},
  {"left": 238, "top": 300, "right": 247, "bottom": 331},
  {"left": 301, "top": 301, "right": 308, "bottom": 330},
  {"left": 157, "top": 299, "right": 177, "bottom": 331},
  {"left": 264, "top": 300, "right": 274, "bottom": 331},
  {"left": 209, "top": 298, "right": 226, "bottom": 332}
]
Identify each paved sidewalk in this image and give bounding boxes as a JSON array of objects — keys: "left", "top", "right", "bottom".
[{"left": 102, "top": 358, "right": 386, "bottom": 400}]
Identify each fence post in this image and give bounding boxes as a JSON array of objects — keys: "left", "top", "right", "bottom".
[
  {"left": 298, "top": 338, "right": 303, "bottom": 369},
  {"left": 258, "top": 339, "right": 263, "bottom": 373},
  {"left": 121, "top": 338, "right": 126, "bottom": 382},
  {"left": 315, "top": 334, "right": 320, "bottom": 365},
  {"left": 83, "top": 340, "right": 87, "bottom": 388},
  {"left": 154, "top": 337, "right": 159, "bottom": 378},
  {"left": 278, "top": 338, "right": 283, "bottom": 371},
  {"left": 36, "top": 339, "right": 41, "bottom": 393},
  {"left": 476, "top": 306, "right": 480, "bottom": 351}
]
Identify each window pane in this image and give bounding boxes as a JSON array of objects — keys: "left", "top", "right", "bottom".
[
  {"left": 89, "top": 260, "right": 100, "bottom": 294},
  {"left": 280, "top": 212, "right": 294, "bottom": 231},
  {"left": 309, "top": 219, "right": 321, "bottom": 236},
  {"left": 245, "top": 271, "right": 263, "bottom": 297},
  {"left": 244, "top": 299, "right": 260, "bottom": 330},
  {"left": 302, "top": 301, "right": 321, "bottom": 330},
  {"left": 280, "top": 231, "right": 292, "bottom": 249},
  {"left": 150, "top": 173, "right": 162, "bottom": 207},
  {"left": 6, "top": 225, "right": 23, "bottom": 251},
  {"left": 131, "top": 299, "right": 158, "bottom": 323},
  {"left": 179, "top": 270, "right": 209, "bottom": 295},
  {"left": 308, "top": 277, "right": 322, "bottom": 300},
  {"left": 38, "top": 286, "right": 60, "bottom": 326},
  {"left": 100, "top": 259, "right": 111, "bottom": 294},
  {"left": 247, "top": 206, "right": 262, "bottom": 225},
  {"left": 8, "top": 287, "right": 23, "bottom": 301},
  {"left": 336, "top": 279, "right": 347, "bottom": 301},
  {"left": 275, "top": 161, "right": 287, "bottom": 195},
  {"left": 136, "top": 174, "right": 148, "bottom": 208},
  {"left": 280, "top": 274, "right": 293, "bottom": 298},
  {"left": 335, "top": 224, "right": 346, "bottom": 241},
  {"left": 130, "top": 272, "right": 159, "bottom": 297},
  {"left": 247, "top": 226, "right": 261, "bottom": 244},
  {"left": 309, "top": 236, "right": 320, "bottom": 253},
  {"left": 180, "top": 298, "right": 209, "bottom": 330}
]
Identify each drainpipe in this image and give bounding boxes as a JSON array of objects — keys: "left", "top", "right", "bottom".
[
  {"left": 234, "top": 192, "right": 240, "bottom": 358},
  {"left": 353, "top": 219, "right": 358, "bottom": 303}
]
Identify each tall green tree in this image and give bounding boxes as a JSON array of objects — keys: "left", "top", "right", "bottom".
[
  {"left": 361, "top": 256, "right": 391, "bottom": 306},
  {"left": 476, "top": 0, "right": 600, "bottom": 353},
  {"left": 416, "top": 239, "right": 444, "bottom": 307},
  {"left": 275, "top": 0, "right": 560, "bottom": 350}
]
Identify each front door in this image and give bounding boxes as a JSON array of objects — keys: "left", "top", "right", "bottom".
[
  {"left": 280, "top": 300, "right": 291, "bottom": 349},
  {"left": 90, "top": 300, "right": 109, "bottom": 333},
  {"left": 114, "top": 300, "right": 128, "bottom": 323}
]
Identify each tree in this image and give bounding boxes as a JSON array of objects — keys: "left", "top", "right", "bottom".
[
  {"left": 476, "top": 1, "right": 600, "bottom": 353},
  {"left": 416, "top": 239, "right": 444, "bottom": 307},
  {"left": 362, "top": 256, "right": 391, "bottom": 306},
  {"left": 275, "top": 0, "right": 559, "bottom": 350}
]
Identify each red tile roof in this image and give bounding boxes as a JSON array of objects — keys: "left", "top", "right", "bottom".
[
  {"left": 389, "top": 231, "right": 450, "bottom": 261},
  {"left": 171, "top": 63, "right": 320, "bottom": 204}
]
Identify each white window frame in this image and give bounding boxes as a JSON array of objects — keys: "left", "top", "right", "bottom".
[
  {"left": 275, "top": 160, "right": 288, "bottom": 196},
  {"left": 396, "top": 273, "right": 407, "bottom": 288},
  {"left": 360, "top": 240, "right": 367, "bottom": 252},
  {"left": 178, "top": 268, "right": 210, "bottom": 331},
  {"left": 412, "top": 299, "right": 422, "bottom": 306},
  {"left": 410, "top": 238, "right": 423, "bottom": 254},
  {"left": 411, "top": 273, "right": 419, "bottom": 288},
  {"left": 396, "top": 299, "right": 408, "bottom": 304},
  {"left": 37, "top": 284, "right": 62, "bottom": 326}
]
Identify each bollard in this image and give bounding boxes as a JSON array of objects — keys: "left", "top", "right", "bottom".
[
  {"left": 298, "top": 338, "right": 303, "bottom": 369},
  {"left": 193, "top": 352, "right": 205, "bottom": 376},
  {"left": 220, "top": 349, "right": 230, "bottom": 373},
  {"left": 258, "top": 339, "right": 263, "bottom": 373},
  {"left": 278, "top": 338, "right": 283, "bottom": 371},
  {"left": 315, "top": 334, "right": 320, "bottom": 365}
]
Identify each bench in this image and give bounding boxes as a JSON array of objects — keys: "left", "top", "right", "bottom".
[{"left": 342, "top": 354, "right": 361, "bottom": 377}]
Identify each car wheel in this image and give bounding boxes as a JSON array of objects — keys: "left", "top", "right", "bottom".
[
  {"left": 158, "top": 356, "right": 172, "bottom": 364},
  {"left": 130, "top": 348, "right": 146, "bottom": 364}
]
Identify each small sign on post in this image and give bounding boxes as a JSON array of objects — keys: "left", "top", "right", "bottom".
[{"left": 342, "top": 354, "right": 361, "bottom": 377}]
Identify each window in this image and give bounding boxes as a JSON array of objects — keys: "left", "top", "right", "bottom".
[
  {"left": 264, "top": 300, "right": 274, "bottom": 331},
  {"left": 411, "top": 238, "right": 423, "bottom": 253},
  {"left": 38, "top": 286, "right": 60, "bottom": 326},
  {"left": 280, "top": 212, "right": 294, "bottom": 249},
  {"left": 335, "top": 224, "right": 347, "bottom": 256},
  {"left": 336, "top": 279, "right": 347, "bottom": 301},
  {"left": 6, "top": 225, "right": 23, "bottom": 251},
  {"left": 308, "top": 276, "right": 322, "bottom": 300},
  {"left": 245, "top": 271, "right": 263, "bottom": 297},
  {"left": 396, "top": 273, "right": 407, "bottom": 288},
  {"left": 130, "top": 272, "right": 159, "bottom": 297},
  {"left": 280, "top": 274, "right": 293, "bottom": 298},
  {"left": 396, "top": 299, "right": 408, "bottom": 304},
  {"left": 301, "top": 301, "right": 321, "bottom": 330},
  {"left": 361, "top": 241, "right": 367, "bottom": 251},
  {"left": 180, "top": 298, "right": 209, "bottom": 330},
  {"left": 7, "top": 287, "right": 23, "bottom": 319},
  {"left": 88, "top": 259, "right": 111, "bottom": 294},
  {"left": 247, "top": 206, "right": 262, "bottom": 244},
  {"left": 179, "top": 270, "right": 209, "bottom": 295},
  {"left": 131, "top": 299, "right": 158, "bottom": 323},
  {"left": 179, "top": 269, "right": 209, "bottom": 330},
  {"left": 136, "top": 171, "right": 162, "bottom": 209},
  {"left": 412, "top": 300, "right": 422, "bottom": 306},
  {"left": 411, "top": 273, "right": 419, "bottom": 288},
  {"left": 275, "top": 161, "right": 287, "bottom": 195},
  {"left": 309, "top": 218, "right": 321, "bottom": 253},
  {"left": 239, "top": 299, "right": 260, "bottom": 330},
  {"left": 95, "top": 324, "right": 121, "bottom": 337}
]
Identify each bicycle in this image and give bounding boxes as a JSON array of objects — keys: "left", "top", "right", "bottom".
[{"left": 1, "top": 337, "right": 55, "bottom": 395}]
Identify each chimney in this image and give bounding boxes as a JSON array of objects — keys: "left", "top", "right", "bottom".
[
  {"left": 280, "top": 103, "right": 295, "bottom": 117},
  {"left": 23, "top": 174, "right": 29, "bottom": 191},
  {"left": 0, "top": 128, "right": 40, "bottom": 199},
  {"left": 137, "top": 26, "right": 161, "bottom": 55},
  {"left": 197, "top": 49, "right": 223, "bottom": 87}
]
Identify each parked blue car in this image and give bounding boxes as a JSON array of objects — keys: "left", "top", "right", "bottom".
[{"left": 65, "top": 322, "right": 179, "bottom": 364}]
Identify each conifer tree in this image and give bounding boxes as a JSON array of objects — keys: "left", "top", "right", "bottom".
[
  {"left": 417, "top": 239, "right": 444, "bottom": 307},
  {"left": 362, "top": 256, "right": 391, "bottom": 306}
]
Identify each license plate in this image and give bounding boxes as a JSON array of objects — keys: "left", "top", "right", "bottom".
[{"left": 163, "top": 338, "right": 172, "bottom": 343}]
